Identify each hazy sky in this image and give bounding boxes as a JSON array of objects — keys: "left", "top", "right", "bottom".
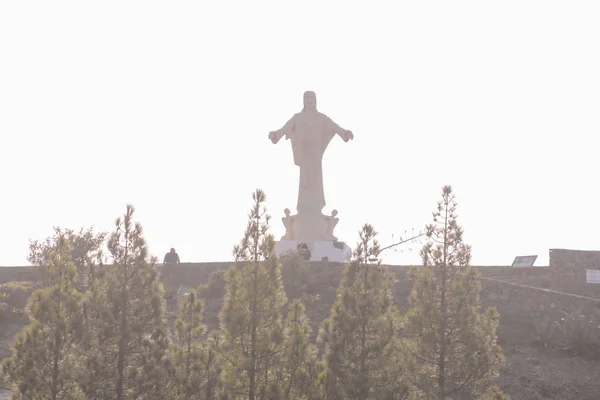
[{"left": 1, "top": 1, "right": 599, "bottom": 267}]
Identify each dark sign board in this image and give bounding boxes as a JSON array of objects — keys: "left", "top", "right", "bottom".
[{"left": 511, "top": 255, "right": 537, "bottom": 267}]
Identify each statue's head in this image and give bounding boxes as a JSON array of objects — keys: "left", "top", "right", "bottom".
[{"left": 303, "top": 91, "right": 317, "bottom": 111}]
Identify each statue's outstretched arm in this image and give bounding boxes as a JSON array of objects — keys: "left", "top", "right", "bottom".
[
  {"left": 327, "top": 116, "right": 354, "bottom": 142},
  {"left": 269, "top": 115, "right": 295, "bottom": 144}
]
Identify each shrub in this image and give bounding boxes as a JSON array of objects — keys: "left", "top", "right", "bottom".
[
  {"left": 280, "top": 251, "right": 311, "bottom": 300},
  {"left": 532, "top": 315, "right": 561, "bottom": 348},
  {"left": 198, "top": 269, "right": 226, "bottom": 299},
  {"left": 0, "top": 282, "right": 34, "bottom": 324},
  {"left": 554, "top": 310, "right": 600, "bottom": 358}
]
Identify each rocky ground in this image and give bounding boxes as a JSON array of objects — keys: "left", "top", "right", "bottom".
[{"left": 498, "top": 344, "right": 600, "bottom": 400}]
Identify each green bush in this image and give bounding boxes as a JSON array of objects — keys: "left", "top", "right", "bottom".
[
  {"left": 555, "top": 310, "right": 600, "bottom": 358},
  {"left": 0, "top": 370, "right": 9, "bottom": 390},
  {"left": 198, "top": 269, "right": 226, "bottom": 299},
  {"left": 0, "top": 282, "right": 34, "bottom": 324},
  {"left": 532, "top": 315, "right": 561, "bottom": 348},
  {"left": 280, "top": 252, "right": 311, "bottom": 300}
]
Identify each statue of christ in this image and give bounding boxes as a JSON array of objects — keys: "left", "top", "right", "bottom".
[{"left": 268, "top": 91, "right": 354, "bottom": 214}]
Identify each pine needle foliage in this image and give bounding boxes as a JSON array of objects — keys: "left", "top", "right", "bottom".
[
  {"left": 275, "top": 299, "right": 319, "bottom": 399},
  {"left": 404, "top": 186, "right": 505, "bottom": 400},
  {"left": 170, "top": 290, "right": 224, "bottom": 399},
  {"left": 3, "top": 235, "right": 85, "bottom": 399},
  {"left": 28, "top": 227, "right": 106, "bottom": 291},
  {"left": 214, "top": 189, "right": 288, "bottom": 400},
  {"left": 79, "top": 205, "right": 169, "bottom": 400},
  {"left": 318, "top": 224, "right": 409, "bottom": 400}
]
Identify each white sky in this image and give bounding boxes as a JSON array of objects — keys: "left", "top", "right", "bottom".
[{"left": 1, "top": 1, "right": 599, "bottom": 267}]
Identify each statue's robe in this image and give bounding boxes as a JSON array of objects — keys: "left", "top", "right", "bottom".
[{"left": 276, "top": 110, "right": 346, "bottom": 213}]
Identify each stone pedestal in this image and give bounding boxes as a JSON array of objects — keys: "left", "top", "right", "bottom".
[
  {"left": 275, "top": 208, "right": 350, "bottom": 262},
  {"left": 275, "top": 240, "right": 351, "bottom": 263},
  {"left": 280, "top": 208, "right": 340, "bottom": 242}
]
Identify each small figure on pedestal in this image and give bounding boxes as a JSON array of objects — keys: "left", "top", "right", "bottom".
[
  {"left": 325, "top": 210, "right": 339, "bottom": 241},
  {"left": 281, "top": 208, "right": 295, "bottom": 241}
]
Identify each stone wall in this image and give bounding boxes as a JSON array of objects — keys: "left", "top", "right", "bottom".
[
  {"left": 384, "top": 265, "right": 600, "bottom": 342},
  {"left": 0, "top": 266, "right": 41, "bottom": 284},
  {"left": 160, "top": 262, "right": 232, "bottom": 288},
  {"left": 550, "top": 248, "right": 600, "bottom": 298},
  {"left": 480, "top": 277, "right": 600, "bottom": 338}
]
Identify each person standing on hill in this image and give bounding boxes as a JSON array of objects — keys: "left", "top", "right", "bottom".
[{"left": 163, "top": 248, "right": 180, "bottom": 264}]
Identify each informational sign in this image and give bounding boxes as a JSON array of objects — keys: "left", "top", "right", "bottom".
[
  {"left": 586, "top": 269, "right": 600, "bottom": 284},
  {"left": 511, "top": 255, "right": 538, "bottom": 267}
]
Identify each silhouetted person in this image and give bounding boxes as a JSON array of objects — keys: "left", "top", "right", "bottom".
[{"left": 163, "top": 248, "right": 180, "bottom": 264}]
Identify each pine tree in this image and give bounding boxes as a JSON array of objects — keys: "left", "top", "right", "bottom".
[
  {"left": 28, "top": 227, "right": 106, "bottom": 291},
  {"left": 2, "top": 234, "right": 85, "bottom": 399},
  {"left": 275, "top": 299, "right": 319, "bottom": 399},
  {"left": 171, "top": 289, "right": 206, "bottom": 399},
  {"left": 214, "top": 189, "right": 288, "bottom": 400},
  {"left": 169, "top": 289, "right": 223, "bottom": 399},
  {"left": 79, "top": 205, "right": 169, "bottom": 400},
  {"left": 318, "top": 224, "right": 409, "bottom": 400},
  {"left": 194, "top": 339, "right": 225, "bottom": 399},
  {"left": 134, "top": 326, "right": 172, "bottom": 400},
  {"left": 404, "top": 186, "right": 504, "bottom": 399}
]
